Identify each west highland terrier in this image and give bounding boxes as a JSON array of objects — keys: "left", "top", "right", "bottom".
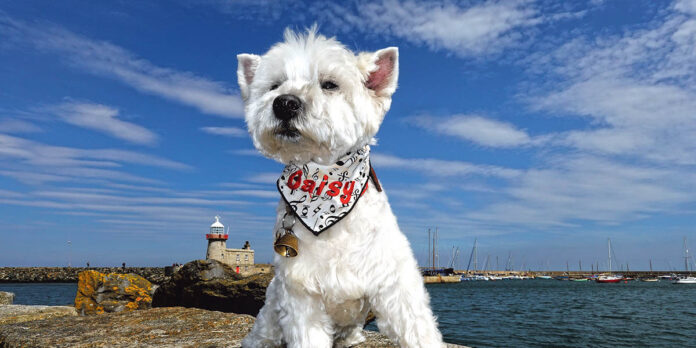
[{"left": 238, "top": 28, "right": 444, "bottom": 348}]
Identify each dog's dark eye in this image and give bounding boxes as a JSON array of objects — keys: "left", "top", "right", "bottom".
[
  {"left": 321, "top": 81, "right": 338, "bottom": 91},
  {"left": 270, "top": 83, "right": 280, "bottom": 91}
]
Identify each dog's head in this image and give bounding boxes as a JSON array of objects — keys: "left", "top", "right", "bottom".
[{"left": 237, "top": 28, "right": 398, "bottom": 165}]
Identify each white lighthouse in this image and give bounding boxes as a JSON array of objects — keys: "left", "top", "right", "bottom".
[
  {"left": 205, "top": 216, "right": 256, "bottom": 274},
  {"left": 206, "top": 216, "right": 228, "bottom": 262}
]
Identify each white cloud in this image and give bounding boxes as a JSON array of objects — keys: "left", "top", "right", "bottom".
[
  {"left": 50, "top": 102, "right": 158, "bottom": 145},
  {"left": 33, "top": 190, "right": 249, "bottom": 206},
  {"left": 245, "top": 172, "right": 283, "bottom": 184},
  {"left": 0, "top": 118, "right": 41, "bottom": 133},
  {"left": 0, "top": 14, "right": 244, "bottom": 118},
  {"left": 408, "top": 114, "right": 531, "bottom": 147},
  {"left": 228, "top": 148, "right": 263, "bottom": 157},
  {"left": 313, "top": 0, "right": 541, "bottom": 57},
  {"left": 528, "top": 2, "right": 696, "bottom": 165},
  {"left": 213, "top": 189, "right": 278, "bottom": 199},
  {"left": 382, "top": 1, "right": 696, "bottom": 232},
  {"left": 0, "top": 187, "right": 276, "bottom": 256},
  {"left": 0, "top": 133, "right": 190, "bottom": 184},
  {"left": 372, "top": 153, "right": 521, "bottom": 179},
  {"left": 675, "top": 0, "right": 696, "bottom": 15},
  {"left": 200, "top": 126, "right": 247, "bottom": 137},
  {"left": 0, "top": 188, "right": 25, "bottom": 198},
  {"left": 466, "top": 155, "right": 695, "bottom": 227},
  {"left": 218, "top": 182, "right": 265, "bottom": 189},
  {"left": 0, "top": 134, "right": 189, "bottom": 170},
  {"left": 459, "top": 1, "right": 696, "bottom": 229}
]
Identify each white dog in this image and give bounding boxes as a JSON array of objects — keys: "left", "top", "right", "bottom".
[{"left": 238, "top": 28, "right": 444, "bottom": 348}]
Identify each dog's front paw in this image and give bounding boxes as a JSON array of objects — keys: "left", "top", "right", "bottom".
[
  {"left": 333, "top": 328, "right": 365, "bottom": 348},
  {"left": 241, "top": 335, "right": 284, "bottom": 348}
]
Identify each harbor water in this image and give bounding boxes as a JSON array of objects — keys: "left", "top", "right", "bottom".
[
  {"left": 3, "top": 280, "right": 695, "bottom": 347},
  {"left": 426, "top": 279, "right": 696, "bottom": 347},
  {"left": 0, "top": 283, "right": 77, "bottom": 306}
]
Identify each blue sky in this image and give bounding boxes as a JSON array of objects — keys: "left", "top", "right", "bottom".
[{"left": 1, "top": 0, "right": 696, "bottom": 270}]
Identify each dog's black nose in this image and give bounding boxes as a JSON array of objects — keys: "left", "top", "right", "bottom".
[{"left": 273, "top": 94, "right": 302, "bottom": 121}]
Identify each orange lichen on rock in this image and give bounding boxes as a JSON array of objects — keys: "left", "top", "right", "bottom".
[{"left": 74, "top": 270, "right": 153, "bottom": 315}]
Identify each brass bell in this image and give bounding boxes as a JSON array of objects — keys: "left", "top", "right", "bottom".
[{"left": 274, "top": 229, "right": 298, "bottom": 257}]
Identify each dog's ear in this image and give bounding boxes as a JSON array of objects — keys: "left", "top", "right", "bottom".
[
  {"left": 361, "top": 47, "right": 399, "bottom": 98},
  {"left": 237, "top": 54, "right": 261, "bottom": 100}
]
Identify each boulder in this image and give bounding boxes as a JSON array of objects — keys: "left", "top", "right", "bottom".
[
  {"left": 75, "top": 270, "right": 153, "bottom": 315},
  {"left": 0, "top": 305, "right": 77, "bottom": 325},
  {"left": 0, "top": 307, "right": 468, "bottom": 347},
  {"left": 0, "top": 291, "right": 14, "bottom": 305},
  {"left": 153, "top": 259, "right": 272, "bottom": 316}
]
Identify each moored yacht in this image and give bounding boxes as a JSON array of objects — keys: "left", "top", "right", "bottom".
[
  {"left": 596, "top": 238, "right": 622, "bottom": 283},
  {"left": 673, "top": 276, "right": 696, "bottom": 284},
  {"left": 672, "top": 237, "right": 696, "bottom": 284},
  {"left": 596, "top": 275, "right": 622, "bottom": 283}
]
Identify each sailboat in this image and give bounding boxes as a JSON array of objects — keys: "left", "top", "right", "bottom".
[
  {"left": 463, "top": 238, "right": 489, "bottom": 281},
  {"left": 422, "top": 228, "right": 461, "bottom": 283},
  {"left": 673, "top": 237, "right": 696, "bottom": 284},
  {"left": 641, "top": 259, "right": 659, "bottom": 282},
  {"left": 596, "top": 238, "right": 622, "bottom": 283}
]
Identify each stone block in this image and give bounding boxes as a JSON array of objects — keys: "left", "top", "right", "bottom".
[
  {"left": 0, "top": 305, "right": 77, "bottom": 325},
  {"left": 0, "top": 291, "right": 14, "bottom": 305}
]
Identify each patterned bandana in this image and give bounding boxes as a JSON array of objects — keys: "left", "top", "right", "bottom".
[{"left": 277, "top": 146, "right": 371, "bottom": 235}]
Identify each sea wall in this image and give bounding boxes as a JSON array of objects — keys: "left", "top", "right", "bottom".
[{"left": 0, "top": 267, "right": 167, "bottom": 284}]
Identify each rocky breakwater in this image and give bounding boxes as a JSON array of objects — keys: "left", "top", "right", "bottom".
[
  {"left": 153, "top": 259, "right": 272, "bottom": 316},
  {"left": 0, "top": 307, "right": 467, "bottom": 347},
  {"left": 0, "top": 267, "right": 167, "bottom": 284}
]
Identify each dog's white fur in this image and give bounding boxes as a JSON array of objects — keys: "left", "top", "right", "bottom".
[{"left": 238, "top": 28, "right": 444, "bottom": 348}]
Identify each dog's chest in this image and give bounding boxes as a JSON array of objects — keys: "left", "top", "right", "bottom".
[
  {"left": 278, "top": 187, "right": 392, "bottom": 295},
  {"left": 325, "top": 297, "right": 368, "bottom": 326}
]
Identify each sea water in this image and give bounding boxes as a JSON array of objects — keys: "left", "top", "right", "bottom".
[
  {"left": 3, "top": 280, "right": 695, "bottom": 347},
  {"left": 0, "top": 283, "right": 77, "bottom": 306},
  {"left": 426, "top": 279, "right": 696, "bottom": 347}
]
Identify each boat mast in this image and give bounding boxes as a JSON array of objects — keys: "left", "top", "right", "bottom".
[
  {"left": 448, "top": 246, "right": 457, "bottom": 268},
  {"left": 428, "top": 228, "right": 431, "bottom": 269},
  {"left": 608, "top": 238, "right": 612, "bottom": 274},
  {"left": 684, "top": 236, "right": 690, "bottom": 272},
  {"left": 465, "top": 238, "right": 477, "bottom": 274},
  {"left": 473, "top": 239, "right": 478, "bottom": 272},
  {"left": 453, "top": 247, "right": 460, "bottom": 270},
  {"left": 435, "top": 227, "right": 439, "bottom": 269}
]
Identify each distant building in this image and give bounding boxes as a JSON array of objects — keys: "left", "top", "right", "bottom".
[{"left": 205, "top": 216, "right": 254, "bottom": 274}]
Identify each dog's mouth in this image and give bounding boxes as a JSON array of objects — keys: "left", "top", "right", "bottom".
[{"left": 274, "top": 123, "right": 301, "bottom": 139}]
